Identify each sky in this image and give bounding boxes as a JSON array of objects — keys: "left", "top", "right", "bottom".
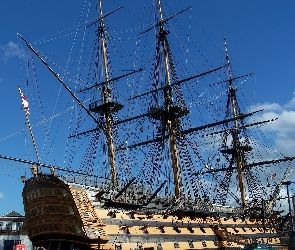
[{"left": 0, "top": 0, "right": 294, "bottom": 216}]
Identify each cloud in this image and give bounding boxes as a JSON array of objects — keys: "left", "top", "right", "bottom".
[
  {"left": 0, "top": 192, "right": 5, "bottom": 199},
  {"left": 250, "top": 102, "right": 282, "bottom": 113},
  {"left": 285, "top": 94, "right": 295, "bottom": 109},
  {"left": 0, "top": 41, "right": 26, "bottom": 61},
  {"left": 249, "top": 95, "right": 295, "bottom": 156}
]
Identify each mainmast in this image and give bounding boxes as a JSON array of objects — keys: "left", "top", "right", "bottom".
[{"left": 151, "top": 0, "right": 183, "bottom": 198}]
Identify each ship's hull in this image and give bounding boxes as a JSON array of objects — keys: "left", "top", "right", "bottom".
[
  {"left": 22, "top": 173, "right": 285, "bottom": 250},
  {"left": 22, "top": 173, "right": 108, "bottom": 250}
]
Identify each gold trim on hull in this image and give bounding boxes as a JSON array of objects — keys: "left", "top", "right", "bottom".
[
  {"left": 22, "top": 174, "right": 109, "bottom": 249},
  {"left": 22, "top": 174, "right": 283, "bottom": 250}
]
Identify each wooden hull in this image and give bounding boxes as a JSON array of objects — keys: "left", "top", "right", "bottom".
[
  {"left": 22, "top": 174, "right": 108, "bottom": 249},
  {"left": 22, "top": 174, "right": 284, "bottom": 249}
]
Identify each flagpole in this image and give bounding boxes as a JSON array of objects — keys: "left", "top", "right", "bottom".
[{"left": 18, "top": 86, "right": 42, "bottom": 173}]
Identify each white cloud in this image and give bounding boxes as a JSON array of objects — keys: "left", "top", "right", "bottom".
[
  {"left": 285, "top": 95, "right": 295, "bottom": 109},
  {"left": 0, "top": 41, "right": 26, "bottom": 61},
  {"left": 249, "top": 95, "right": 295, "bottom": 156},
  {"left": 0, "top": 192, "right": 5, "bottom": 199},
  {"left": 249, "top": 102, "right": 282, "bottom": 113}
]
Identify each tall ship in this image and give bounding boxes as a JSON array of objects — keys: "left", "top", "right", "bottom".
[{"left": 5, "top": 0, "right": 295, "bottom": 249}]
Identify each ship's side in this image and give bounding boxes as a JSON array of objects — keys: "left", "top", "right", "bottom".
[
  {"left": 94, "top": 205, "right": 282, "bottom": 249},
  {"left": 22, "top": 172, "right": 285, "bottom": 250},
  {"left": 79, "top": 179, "right": 286, "bottom": 250}
]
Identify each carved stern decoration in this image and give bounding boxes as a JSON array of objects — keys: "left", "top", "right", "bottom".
[{"left": 22, "top": 174, "right": 109, "bottom": 249}]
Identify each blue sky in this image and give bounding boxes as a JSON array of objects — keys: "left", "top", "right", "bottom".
[{"left": 0, "top": 0, "right": 294, "bottom": 215}]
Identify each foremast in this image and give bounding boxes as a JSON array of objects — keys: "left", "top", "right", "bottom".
[{"left": 222, "top": 39, "right": 248, "bottom": 206}]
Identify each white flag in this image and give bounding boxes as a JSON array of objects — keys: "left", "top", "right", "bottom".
[{"left": 20, "top": 89, "right": 29, "bottom": 113}]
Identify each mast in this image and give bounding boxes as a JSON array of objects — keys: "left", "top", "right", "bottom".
[
  {"left": 18, "top": 1, "right": 124, "bottom": 189},
  {"left": 222, "top": 39, "right": 247, "bottom": 206},
  {"left": 90, "top": 0, "right": 121, "bottom": 190},
  {"left": 156, "top": 0, "right": 181, "bottom": 198}
]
